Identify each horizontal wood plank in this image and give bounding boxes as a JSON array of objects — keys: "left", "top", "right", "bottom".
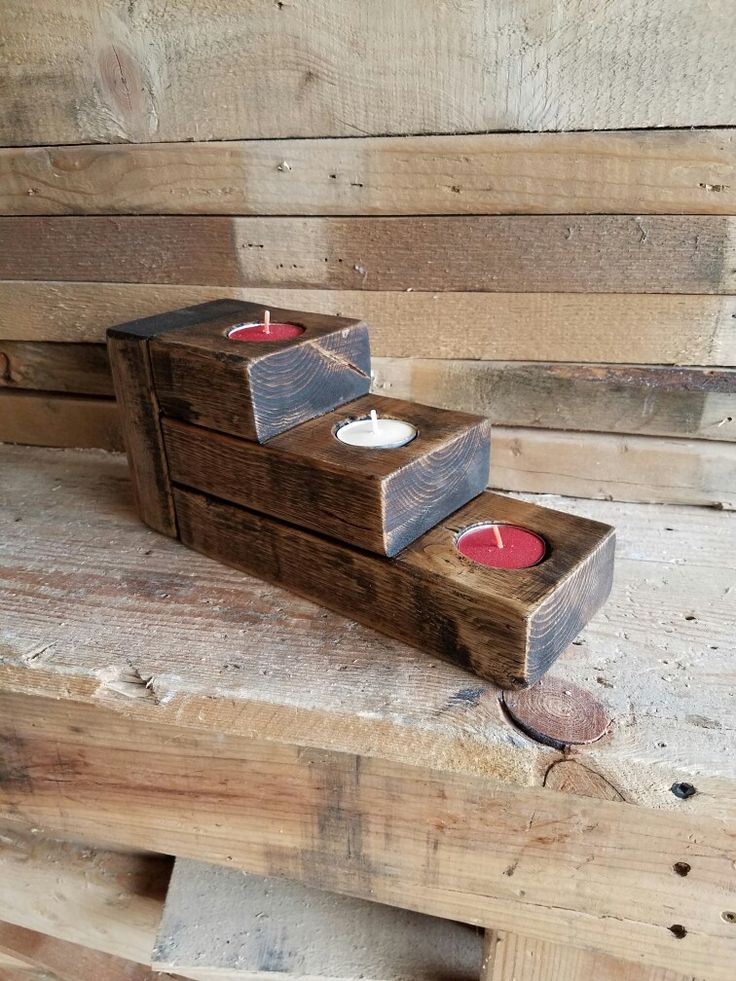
[
  {"left": 1, "top": 1, "right": 734, "bottom": 145},
  {"left": 2, "top": 130, "right": 736, "bottom": 217},
  {"left": 3, "top": 690, "right": 735, "bottom": 981},
  {"left": 1, "top": 216, "right": 735, "bottom": 294},
  {"left": 0, "top": 391, "right": 121, "bottom": 449},
  {"left": 374, "top": 360, "right": 736, "bottom": 441},
  {"left": 492, "top": 427, "right": 736, "bottom": 509},
  {"left": 3, "top": 283, "right": 735, "bottom": 366},
  {"left": 0, "top": 341, "right": 112, "bottom": 395}
]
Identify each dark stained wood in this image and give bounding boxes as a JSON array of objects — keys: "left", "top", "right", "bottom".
[
  {"left": 163, "top": 395, "right": 491, "bottom": 556},
  {"left": 1, "top": 216, "right": 735, "bottom": 294},
  {"left": 0, "top": 390, "right": 121, "bottom": 450},
  {"left": 173, "top": 487, "right": 615, "bottom": 688},
  {"left": 107, "top": 299, "right": 253, "bottom": 535},
  {"left": 0, "top": 341, "right": 113, "bottom": 395},
  {"left": 150, "top": 302, "right": 371, "bottom": 442},
  {"left": 502, "top": 677, "right": 611, "bottom": 749}
]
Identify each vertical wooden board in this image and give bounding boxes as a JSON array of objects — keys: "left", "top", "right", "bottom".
[{"left": 1, "top": 0, "right": 735, "bottom": 144}]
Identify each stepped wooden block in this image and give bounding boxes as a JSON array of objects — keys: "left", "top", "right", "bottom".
[
  {"left": 162, "top": 394, "right": 491, "bottom": 556},
  {"left": 174, "top": 487, "right": 615, "bottom": 688},
  {"left": 147, "top": 301, "right": 371, "bottom": 441}
]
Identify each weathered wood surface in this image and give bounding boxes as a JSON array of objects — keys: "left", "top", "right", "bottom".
[
  {"left": 147, "top": 303, "right": 370, "bottom": 443},
  {"left": 481, "top": 930, "right": 699, "bottom": 981},
  {"left": 0, "top": 922, "right": 167, "bottom": 981},
  {"left": 3, "top": 283, "right": 735, "bottom": 367},
  {"left": 3, "top": 217, "right": 736, "bottom": 294},
  {"left": 175, "top": 485, "right": 614, "bottom": 688},
  {"left": 163, "top": 395, "right": 491, "bottom": 556},
  {"left": 0, "top": 824, "right": 170, "bottom": 965},
  {"left": 492, "top": 427, "right": 736, "bottom": 510},
  {"left": 374, "top": 360, "right": 736, "bottom": 442},
  {"left": 1, "top": 1, "right": 733, "bottom": 144},
  {"left": 0, "top": 341, "right": 112, "bottom": 396},
  {"left": 153, "top": 858, "right": 482, "bottom": 981},
  {"left": 3, "top": 689, "right": 735, "bottom": 981},
  {"left": 0, "top": 391, "right": 121, "bottom": 450},
  {"left": 2, "top": 130, "right": 736, "bottom": 217},
  {"left": 0, "top": 446, "right": 733, "bottom": 817}
]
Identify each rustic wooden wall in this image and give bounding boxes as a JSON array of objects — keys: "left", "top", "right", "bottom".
[{"left": 0, "top": 0, "right": 734, "bottom": 508}]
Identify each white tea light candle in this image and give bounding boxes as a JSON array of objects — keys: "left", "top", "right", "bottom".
[{"left": 336, "top": 409, "right": 417, "bottom": 449}]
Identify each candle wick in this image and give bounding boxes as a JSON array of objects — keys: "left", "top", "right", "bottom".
[
  {"left": 492, "top": 525, "right": 504, "bottom": 549},
  {"left": 264, "top": 309, "right": 271, "bottom": 334},
  {"left": 370, "top": 409, "right": 379, "bottom": 434}
]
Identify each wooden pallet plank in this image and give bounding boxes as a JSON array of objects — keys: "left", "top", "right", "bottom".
[
  {"left": 373, "top": 360, "right": 736, "bottom": 441},
  {"left": 491, "top": 427, "right": 736, "bottom": 509},
  {"left": 0, "top": 341, "right": 113, "bottom": 395},
  {"left": 2, "top": 130, "right": 736, "bottom": 217},
  {"left": 2, "top": 689, "right": 735, "bottom": 981},
  {"left": 1, "top": 216, "right": 735, "bottom": 294},
  {"left": 1, "top": 1, "right": 733, "bottom": 145},
  {"left": 3, "top": 283, "right": 734, "bottom": 366},
  {"left": 0, "top": 391, "right": 121, "bottom": 449}
]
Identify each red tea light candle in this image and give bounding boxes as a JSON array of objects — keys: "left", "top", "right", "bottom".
[
  {"left": 228, "top": 309, "right": 304, "bottom": 343},
  {"left": 457, "top": 523, "right": 547, "bottom": 569}
]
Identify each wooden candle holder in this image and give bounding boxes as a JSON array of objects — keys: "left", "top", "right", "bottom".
[
  {"left": 108, "top": 301, "right": 615, "bottom": 688},
  {"left": 174, "top": 487, "right": 615, "bottom": 688},
  {"left": 162, "top": 395, "right": 491, "bottom": 556}
]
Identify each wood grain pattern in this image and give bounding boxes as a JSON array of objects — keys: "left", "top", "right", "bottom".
[
  {"left": 3, "top": 283, "right": 735, "bottom": 367},
  {"left": 0, "top": 390, "right": 120, "bottom": 449},
  {"left": 2, "top": 690, "right": 735, "bottom": 981},
  {"left": 174, "top": 487, "right": 614, "bottom": 688},
  {"left": 482, "top": 928, "right": 698, "bottom": 981},
  {"left": 491, "top": 427, "right": 736, "bottom": 510},
  {"left": 2, "top": 216, "right": 735, "bottom": 294},
  {"left": 149, "top": 302, "right": 370, "bottom": 442},
  {"left": 0, "top": 922, "right": 165, "bottom": 981},
  {"left": 3, "top": 130, "right": 736, "bottom": 217},
  {"left": 164, "top": 396, "right": 490, "bottom": 557},
  {"left": 2, "top": 444, "right": 735, "bottom": 824},
  {"left": 374, "top": 361, "right": 736, "bottom": 442},
  {"left": 0, "top": 341, "right": 112, "bottom": 395},
  {"left": 153, "top": 858, "right": 482, "bottom": 980},
  {"left": 1, "top": 1, "right": 733, "bottom": 144},
  {"left": 502, "top": 678, "right": 611, "bottom": 750}
]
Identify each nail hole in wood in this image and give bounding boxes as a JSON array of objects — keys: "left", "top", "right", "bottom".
[
  {"left": 669, "top": 924, "right": 687, "bottom": 939},
  {"left": 673, "top": 862, "right": 691, "bottom": 877},
  {"left": 721, "top": 911, "right": 736, "bottom": 924},
  {"left": 671, "top": 782, "right": 697, "bottom": 799}
]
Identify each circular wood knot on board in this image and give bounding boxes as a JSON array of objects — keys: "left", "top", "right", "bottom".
[{"left": 502, "top": 676, "right": 610, "bottom": 749}]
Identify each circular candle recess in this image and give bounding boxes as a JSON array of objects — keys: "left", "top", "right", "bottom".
[
  {"left": 456, "top": 523, "right": 546, "bottom": 569},
  {"left": 335, "top": 411, "right": 417, "bottom": 449},
  {"left": 228, "top": 321, "right": 304, "bottom": 342}
]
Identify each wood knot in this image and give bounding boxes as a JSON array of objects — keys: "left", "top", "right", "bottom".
[{"left": 502, "top": 676, "right": 610, "bottom": 749}]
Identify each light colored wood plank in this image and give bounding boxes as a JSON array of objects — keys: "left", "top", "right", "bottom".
[
  {"left": 481, "top": 930, "right": 697, "bottom": 981},
  {"left": 373, "top": 360, "right": 736, "bottom": 441},
  {"left": 2, "top": 283, "right": 734, "bottom": 367},
  {"left": 0, "top": 921, "right": 166, "bottom": 981},
  {"left": 1, "top": 1, "right": 734, "bottom": 145},
  {"left": 491, "top": 427, "right": 736, "bottom": 509},
  {"left": 2, "top": 444, "right": 735, "bottom": 827},
  {"left": 3, "top": 130, "right": 736, "bottom": 217},
  {"left": 153, "top": 858, "right": 481, "bottom": 981},
  {"left": 0, "top": 826, "right": 170, "bottom": 965},
  {"left": 3, "top": 688, "right": 736, "bottom": 981},
  {"left": 0, "top": 342, "right": 112, "bottom": 395},
  {"left": 2, "top": 216, "right": 735, "bottom": 294},
  {"left": 0, "top": 391, "right": 121, "bottom": 449}
]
